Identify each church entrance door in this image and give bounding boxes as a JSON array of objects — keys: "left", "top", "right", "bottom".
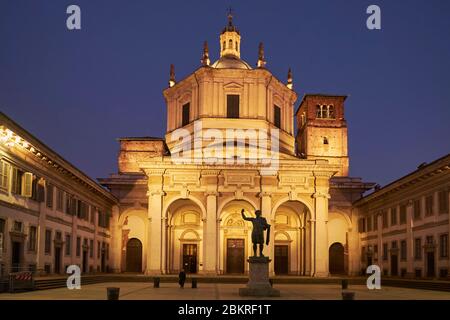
[
  {"left": 274, "top": 245, "right": 289, "bottom": 275},
  {"left": 182, "top": 244, "right": 197, "bottom": 273},
  {"left": 329, "top": 243, "right": 345, "bottom": 274},
  {"left": 226, "top": 239, "right": 244, "bottom": 274},
  {"left": 126, "top": 238, "right": 142, "bottom": 273}
]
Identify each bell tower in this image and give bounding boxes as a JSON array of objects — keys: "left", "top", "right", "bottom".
[{"left": 295, "top": 94, "right": 349, "bottom": 176}]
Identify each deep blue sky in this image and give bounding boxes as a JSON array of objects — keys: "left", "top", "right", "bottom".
[{"left": 1, "top": 0, "right": 449, "bottom": 187}]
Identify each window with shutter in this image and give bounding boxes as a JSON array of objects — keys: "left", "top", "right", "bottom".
[
  {"left": 44, "top": 229, "right": 52, "bottom": 254},
  {"left": 440, "top": 234, "right": 449, "bottom": 258},
  {"left": 46, "top": 184, "right": 54, "bottom": 208},
  {"left": 22, "top": 172, "right": 33, "bottom": 197},
  {"left": 65, "top": 194, "right": 71, "bottom": 214},
  {"left": 439, "top": 190, "right": 449, "bottom": 214},
  {"left": 413, "top": 199, "right": 421, "bottom": 219},
  {"left": 400, "top": 205, "right": 407, "bottom": 224},
  {"left": 37, "top": 184, "right": 45, "bottom": 202},
  {"left": 77, "top": 200, "right": 82, "bottom": 218},
  {"left": 390, "top": 207, "right": 397, "bottom": 225},
  {"left": 76, "top": 237, "right": 81, "bottom": 257},
  {"left": 71, "top": 198, "right": 77, "bottom": 216},
  {"left": 11, "top": 167, "right": 19, "bottom": 194},
  {"left": 400, "top": 240, "right": 407, "bottom": 260},
  {"left": 89, "top": 239, "right": 94, "bottom": 258},
  {"left": 414, "top": 238, "right": 422, "bottom": 259},
  {"left": 56, "top": 189, "right": 64, "bottom": 211},
  {"left": 28, "top": 226, "right": 37, "bottom": 251},
  {"left": 0, "top": 161, "right": 10, "bottom": 190},
  {"left": 65, "top": 234, "right": 71, "bottom": 256},
  {"left": 425, "top": 195, "right": 434, "bottom": 216},
  {"left": 90, "top": 207, "right": 95, "bottom": 223}
]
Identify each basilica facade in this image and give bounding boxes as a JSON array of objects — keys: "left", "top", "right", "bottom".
[{"left": 99, "top": 15, "right": 374, "bottom": 277}]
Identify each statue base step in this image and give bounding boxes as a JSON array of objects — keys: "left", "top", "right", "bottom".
[{"left": 238, "top": 256, "right": 280, "bottom": 297}]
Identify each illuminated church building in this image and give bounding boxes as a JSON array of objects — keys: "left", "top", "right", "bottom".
[
  {"left": 100, "top": 15, "right": 375, "bottom": 276},
  {"left": 1, "top": 14, "right": 448, "bottom": 280}
]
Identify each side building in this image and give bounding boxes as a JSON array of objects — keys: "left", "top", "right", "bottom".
[
  {"left": 355, "top": 154, "right": 450, "bottom": 279},
  {"left": 0, "top": 112, "right": 118, "bottom": 276}
]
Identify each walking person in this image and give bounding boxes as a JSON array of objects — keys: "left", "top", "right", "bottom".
[{"left": 178, "top": 268, "right": 186, "bottom": 288}]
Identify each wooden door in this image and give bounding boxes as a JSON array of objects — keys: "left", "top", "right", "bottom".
[
  {"left": 329, "top": 243, "right": 345, "bottom": 274},
  {"left": 226, "top": 239, "right": 244, "bottom": 274},
  {"left": 126, "top": 238, "right": 142, "bottom": 273},
  {"left": 182, "top": 244, "right": 197, "bottom": 273},
  {"left": 274, "top": 245, "right": 289, "bottom": 275}
]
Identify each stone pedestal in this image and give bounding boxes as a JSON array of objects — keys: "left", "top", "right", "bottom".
[{"left": 239, "top": 257, "right": 280, "bottom": 297}]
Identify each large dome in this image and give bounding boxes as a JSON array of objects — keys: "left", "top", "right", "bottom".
[{"left": 211, "top": 55, "right": 252, "bottom": 70}]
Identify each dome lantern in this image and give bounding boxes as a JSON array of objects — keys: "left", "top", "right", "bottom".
[{"left": 219, "top": 9, "right": 241, "bottom": 58}]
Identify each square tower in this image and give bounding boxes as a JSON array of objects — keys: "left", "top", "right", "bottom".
[{"left": 295, "top": 94, "right": 349, "bottom": 176}]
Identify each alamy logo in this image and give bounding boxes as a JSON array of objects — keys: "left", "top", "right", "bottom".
[
  {"left": 170, "top": 120, "right": 280, "bottom": 175},
  {"left": 366, "top": 264, "right": 381, "bottom": 289},
  {"left": 66, "top": 265, "right": 81, "bottom": 290},
  {"left": 366, "top": 5, "right": 381, "bottom": 30},
  {"left": 66, "top": 5, "right": 81, "bottom": 30}
]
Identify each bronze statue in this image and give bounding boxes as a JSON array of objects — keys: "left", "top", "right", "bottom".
[{"left": 241, "top": 209, "right": 271, "bottom": 257}]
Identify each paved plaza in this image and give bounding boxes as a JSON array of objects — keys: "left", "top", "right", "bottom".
[{"left": 1, "top": 283, "right": 450, "bottom": 300}]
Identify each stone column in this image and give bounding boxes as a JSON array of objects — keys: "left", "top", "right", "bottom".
[
  {"left": 298, "top": 226, "right": 303, "bottom": 275},
  {"left": 406, "top": 200, "right": 414, "bottom": 277},
  {"left": 309, "top": 218, "right": 316, "bottom": 276},
  {"left": 161, "top": 216, "right": 168, "bottom": 274},
  {"left": 216, "top": 218, "right": 222, "bottom": 274},
  {"left": 376, "top": 213, "right": 383, "bottom": 273},
  {"left": 110, "top": 205, "right": 121, "bottom": 273},
  {"left": 313, "top": 175, "right": 330, "bottom": 277},
  {"left": 347, "top": 215, "right": 360, "bottom": 276},
  {"left": 201, "top": 170, "right": 219, "bottom": 275},
  {"left": 203, "top": 191, "right": 218, "bottom": 274},
  {"left": 71, "top": 214, "right": 77, "bottom": 266},
  {"left": 145, "top": 169, "right": 165, "bottom": 275}
]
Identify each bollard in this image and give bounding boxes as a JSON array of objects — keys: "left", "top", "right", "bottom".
[
  {"left": 106, "top": 287, "right": 120, "bottom": 300},
  {"left": 341, "top": 279, "right": 348, "bottom": 290},
  {"left": 191, "top": 279, "right": 197, "bottom": 288},
  {"left": 154, "top": 277, "right": 160, "bottom": 288},
  {"left": 341, "top": 291, "right": 355, "bottom": 300}
]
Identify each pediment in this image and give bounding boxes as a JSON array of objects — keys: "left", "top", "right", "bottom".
[
  {"left": 223, "top": 82, "right": 243, "bottom": 90},
  {"left": 177, "top": 91, "right": 192, "bottom": 104}
]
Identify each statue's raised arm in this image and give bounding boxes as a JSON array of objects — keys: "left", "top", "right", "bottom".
[{"left": 241, "top": 209, "right": 253, "bottom": 221}]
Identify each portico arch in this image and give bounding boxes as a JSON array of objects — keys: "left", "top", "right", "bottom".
[
  {"left": 328, "top": 209, "right": 353, "bottom": 275},
  {"left": 166, "top": 199, "right": 204, "bottom": 274},
  {"left": 272, "top": 200, "right": 312, "bottom": 276},
  {"left": 118, "top": 208, "right": 148, "bottom": 273},
  {"left": 219, "top": 199, "right": 256, "bottom": 274}
]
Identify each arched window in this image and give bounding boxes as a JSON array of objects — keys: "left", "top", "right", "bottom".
[
  {"left": 316, "top": 105, "right": 322, "bottom": 118},
  {"left": 328, "top": 105, "right": 335, "bottom": 119},
  {"left": 228, "top": 39, "right": 233, "bottom": 49},
  {"left": 223, "top": 41, "right": 226, "bottom": 50},
  {"left": 323, "top": 137, "right": 329, "bottom": 145},
  {"left": 235, "top": 41, "right": 238, "bottom": 50}
]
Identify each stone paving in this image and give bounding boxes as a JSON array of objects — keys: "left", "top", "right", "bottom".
[{"left": 1, "top": 283, "right": 450, "bottom": 300}]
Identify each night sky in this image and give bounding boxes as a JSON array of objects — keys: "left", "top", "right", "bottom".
[{"left": 1, "top": 0, "right": 449, "bottom": 187}]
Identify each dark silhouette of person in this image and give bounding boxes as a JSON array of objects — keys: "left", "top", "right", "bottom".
[
  {"left": 241, "top": 209, "right": 271, "bottom": 257},
  {"left": 178, "top": 269, "right": 186, "bottom": 288}
]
